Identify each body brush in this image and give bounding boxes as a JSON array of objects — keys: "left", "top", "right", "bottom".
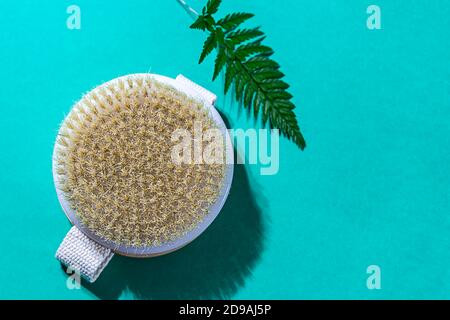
[{"left": 54, "top": 74, "right": 234, "bottom": 282}]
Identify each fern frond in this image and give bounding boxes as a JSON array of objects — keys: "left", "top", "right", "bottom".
[{"left": 190, "top": 1, "right": 306, "bottom": 150}]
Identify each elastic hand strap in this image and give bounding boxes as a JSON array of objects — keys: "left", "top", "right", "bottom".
[
  {"left": 55, "top": 226, "right": 114, "bottom": 283},
  {"left": 175, "top": 75, "right": 217, "bottom": 106}
]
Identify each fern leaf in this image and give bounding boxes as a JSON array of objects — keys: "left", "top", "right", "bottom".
[
  {"left": 217, "top": 12, "right": 254, "bottom": 31},
  {"left": 252, "top": 90, "right": 262, "bottom": 116},
  {"left": 190, "top": 16, "right": 207, "bottom": 30},
  {"left": 234, "top": 73, "right": 247, "bottom": 102},
  {"left": 226, "top": 28, "right": 263, "bottom": 46},
  {"left": 224, "top": 62, "right": 238, "bottom": 94},
  {"left": 260, "top": 79, "right": 290, "bottom": 90},
  {"left": 213, "top": 46, "right": 227, "bottom": 80},
  {"left": 205, "top": 0, "right": 221, "bottom": 15},
  {"left": 270, "top": 106, "right": 305, "bottom": 149},
  {"left": 245, "top": 56, "right": 280, "bottom": 71},
  {"left": 270, "top": 90, "right": 293, "bottom": 100},
  {"left": 253, "top": 69, "right": 284, "bottom": 81},
  {"left": 199, "top": 32, "right": 217, "bottom": 63},
  {"left": 244, "top": 83, "right": 256, "bottom": 107},
  {"left": 235, "top": 40, "right": 273, "bottom": 60}
]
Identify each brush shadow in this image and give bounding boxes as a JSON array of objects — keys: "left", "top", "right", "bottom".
[{"left": 75, "top": 111, "right": 266, "bottom": 299}]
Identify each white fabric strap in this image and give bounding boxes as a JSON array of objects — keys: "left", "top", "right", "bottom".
[
  {"left": 176, "top": 74, "right": 217, "bottom": 106},
  {"left": 55, "top": 226, "right": 114, "bottom": 283}
]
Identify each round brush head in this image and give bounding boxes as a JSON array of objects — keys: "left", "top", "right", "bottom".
[{"left": 53, "top": 74, "right": 230, "bottom": 255}]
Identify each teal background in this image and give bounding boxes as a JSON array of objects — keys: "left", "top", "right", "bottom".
[{"left": 0, "top": 0, "right": 449, "bottom": 299}]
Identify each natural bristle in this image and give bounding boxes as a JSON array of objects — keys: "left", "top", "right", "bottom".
[{"left": 55, "top": 76, "right": 225, "bottom": 247}]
